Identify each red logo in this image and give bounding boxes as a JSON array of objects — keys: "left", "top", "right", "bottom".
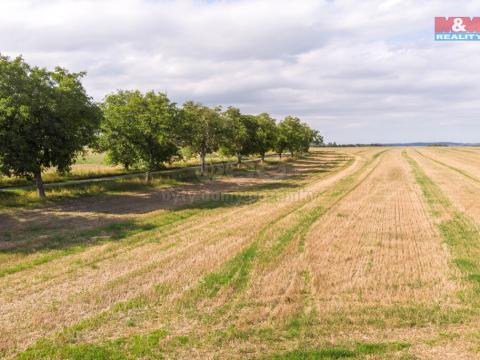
[{"left": 435, "top": 17, "right": 480, "bottom": 33}]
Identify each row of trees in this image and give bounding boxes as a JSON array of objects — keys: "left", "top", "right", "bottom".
[
  {"left": 0, "top": 55, "right": 321, "bottom": 199},
  {"left": 98, "top": 91, "right": 320, "bottom": 180}
]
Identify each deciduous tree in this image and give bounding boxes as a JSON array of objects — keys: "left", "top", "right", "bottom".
[
  {"left": 221, "top": 107, "right": 248, "bottom": 165},
  {"left": 98, "top": 90, "right": 181, "bottom": 182},
  {"left": 182, "top": 101, "right": 224, "bottom": 175},
  {"left": 254, "top": 113, "right": 277, "bottom": 162},
  {"left": 0, "top": 55, "right": 101, "bottom": 199},
  {"left": 277, "top": 116, "right": 314, "bottom": 156},
  {"left": 312, "top": 130, "right": 324, "bottom": 146}
]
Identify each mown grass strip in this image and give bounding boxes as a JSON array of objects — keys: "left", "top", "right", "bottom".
[
  {"left": 0, "top": 192, "right": 275, "bottom": 280},
  {"left": 196, "top": 243, "right": 258, "bottom": 299},
  {"left": 268, "top": 342, "right": 410, "bottom": 360},
  {"left": 285, "top": 270, "right": 317, "bottom": 340},
  {"left": 404, "top": 151, "right": 480, "bottom": 305},
  {"left": 15, "top": 283, "right": 174, "bottom": 360},
  {"left": 321, "top": 303, "right": 470, "bottom": 331},
  {"left": 17, "top": 152, "right": 395, "bottom": 360},
  {"left": 17, "top": 329, "right": 169, "bottom": 360},
  {"left": 1, "top": 154, "right": 345, "bottom": 278},
  {"left": 17, "top": 333, "right": 410, "bottom": 360},
  {"left": 176, "top": 154, "right": 358, "bottom": 304},
  {"left": 0, "top": 177, "right": 188, "bottom": 209},
  {"left": 296, "top": 150, "right": 389, "bottom": 252},
  {"left": 183, "top": 150, "right": 386, "bottom": 310},
  {"left": 415, "top": 149, "right": 480, "bottom": 184},
  {"left": 0, "top": 204, "right": 208, "bottom": 278},
  {"left": 14, "top": 153, "right": 355, "bottom": 358}
]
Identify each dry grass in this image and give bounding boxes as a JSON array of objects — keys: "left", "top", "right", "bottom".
[
  {"left": 411, "top": 149, "right": 480, "bottom": 224},
  {"left": 420, "top": 147, "right": 480, "bottom": 180},
  {"left": 305, "top": 150, "right": 455, "bottom": 307},
  {"left": 0, "top": 150, "right": 266, "bottom": 188},
  {"left": 3, "top": 147, "right": 480, "bottom": 359},
  {"left": 0, "top": 150, "right": 358, "bottom": 357}
]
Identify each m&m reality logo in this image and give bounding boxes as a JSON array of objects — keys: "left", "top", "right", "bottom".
[{"left": 435, "top": 17, "right": 480, "bottom": 40}]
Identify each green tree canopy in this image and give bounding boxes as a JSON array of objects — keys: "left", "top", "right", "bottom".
[
  {"left": 0, "top": 55, "right": 101, "bottom": 199},
  {"left": 182, "top": 101, "right": 225, "bottom": 174},
  {"left": 98, "top": 90, "right": 181, "bottom": 182},
  {"left": 254, "top": 113, "right": 277, "bottom": 161},
  {"left": 221, "top": 107, "right": 248, "bottom": 164},
  {"left": 277, "top": 116, "right": 314, "bottom": 156},
  {"left": 312, "top": 130, "right": 324, "bottom": 146}
]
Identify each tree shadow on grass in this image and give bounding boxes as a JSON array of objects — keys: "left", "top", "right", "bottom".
[
  {"left": 292, "top": 158, "right": 345, "bottom": 168},
  {"left": 239, "top": 181, "right": 300, "bottom": 192},
  {"left": 0, "top": 190, "right": 23, "bottom": 207},
  {"left": 0, "top": 193, "right": 261, "bottom": 256},
  {"left": 0, "top": 154, "right": 342, "bottom": 257}
]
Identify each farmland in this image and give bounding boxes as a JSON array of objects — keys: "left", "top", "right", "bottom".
[{"left": 2, "top": 147, "right": 480, "bottom": 359}]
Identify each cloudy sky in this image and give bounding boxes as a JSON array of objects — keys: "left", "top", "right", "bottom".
[{"left": 1, "top": 0, "right": 480, "bottom": 143}]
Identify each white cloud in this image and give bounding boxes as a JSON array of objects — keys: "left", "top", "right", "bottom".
[{"left": 1, "top": 0, "right": 480, "bottom": 143}]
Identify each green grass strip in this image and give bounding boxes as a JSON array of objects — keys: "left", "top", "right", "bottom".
[
  {"left": 403, "top": 151, "right": 480, "bottom": 305},
  {"left": 268, "top": 341, "right": 410, "bottom": 359},
  {"left": 415, "top": 149, "right": 480, "bottom": 184},
  {"left": 185, "top": 149, "right": 387, "bottom": 308}
]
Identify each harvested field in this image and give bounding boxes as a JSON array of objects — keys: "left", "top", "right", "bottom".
[
  {"left": 409, "top": 149, "right": 480, "bottom": 224},
  {"left": 2, "top": 147, "right": 480, "bottom": 359}
]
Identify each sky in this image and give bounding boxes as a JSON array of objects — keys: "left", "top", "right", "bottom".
[{"left": 1, "top": 0, "right": 480, "bottom": 144}]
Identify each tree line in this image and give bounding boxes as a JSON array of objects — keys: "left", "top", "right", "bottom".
[
  {"left": 324, "top": 142, "right": 383, "bottom": 147},
  {"left": 0, "top": 55, "right": 322, "bottom": 199}
]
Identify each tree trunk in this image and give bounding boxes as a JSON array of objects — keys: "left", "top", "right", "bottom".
[
  {"left": 278, "top": 153, "right": 282, "bottom": 159},
  {"left": 261, "top": 153, "right": 265, "bottom": 163},
  {"left": 236, "top": 153, "right": 241, "bottom": 167},
  {"left": 145, "top": 170, "right": 152, "bottom": 183},
  {"left": 34, "top": 170, "right": 46, "bottom": 200},
  {"left": 200, "top": 152, "right": 206, "bottom": 175}
]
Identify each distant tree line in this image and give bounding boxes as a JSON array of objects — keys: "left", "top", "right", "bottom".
[
  {"left": 0, "top": 56, "right": 321, "bottom": 199},
  {"left": 323, "top": 142, "right": 384, "bottom": 147}
]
